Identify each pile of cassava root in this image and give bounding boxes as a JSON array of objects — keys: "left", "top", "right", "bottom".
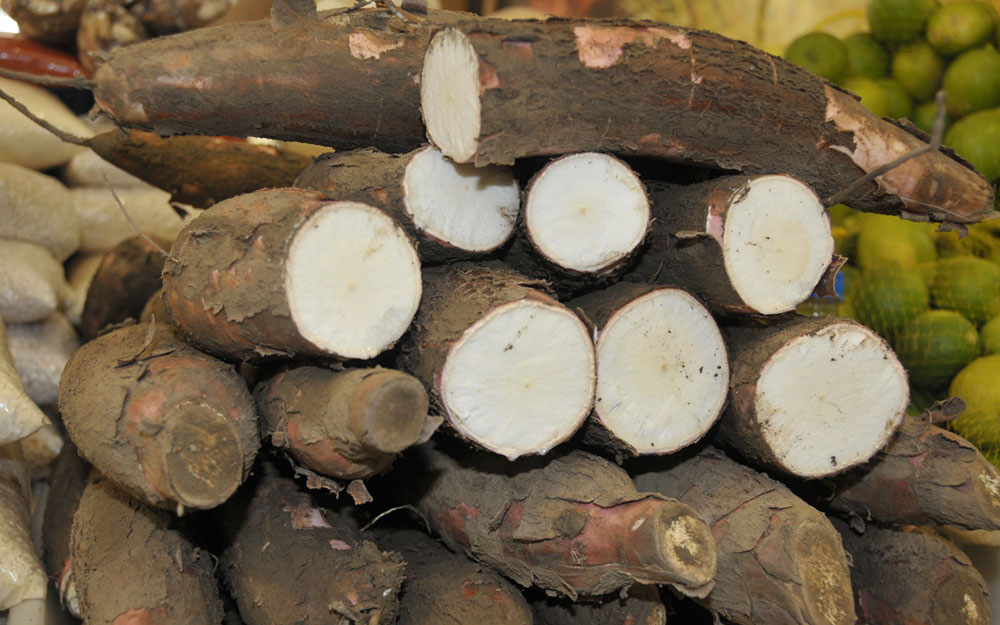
[{"left": 1, "top": 2, "right": 1000, "bottom": 624}]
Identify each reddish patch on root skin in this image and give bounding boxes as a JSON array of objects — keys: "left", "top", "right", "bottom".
[
  {"left": 574, "top": 26, "right": 689, "bottom": 69},
  {"left": 112, "top": 607, "right": 170, "bottom": 625},
  {"left": 286, "top": 417, "right": 367, "bottom": 477},
  {"left": 479, "top": 61, "right": 500, "bottom": 94}
]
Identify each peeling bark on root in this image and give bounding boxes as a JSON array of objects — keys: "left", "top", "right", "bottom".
[
  {"left": 163, "top": 187, "right": 422, "bottom": 361},
  {"left": 398, "top": 262, "right": 595, "bottom": 458},
  {"left": 70, "top": 473, "right": 224, "bottom": 625},
  {"left": 80, "top": 236, "right": 167, "bottom": 341},
  {"left": 218, "top": 459, "right": 405, "bottom": 625},
  {"left": 371, "top": 525, "right": 534, "bottom": 625},
  {"left": 399, "top": 443, "right": 717, "bottom": 599},
  {"left": 296, "top": 146, "right": 520, "bottom": 264},
  {"left": 814, "top": 413, "right": 1000, "bottom": 532},
  {"left": 632, "top": 447, "right": 856, "bottom": 625},
  {"left": 529, "top": 585, "right": 666, "bottom": 625},
  {"left": 419, "top": 21, "right": 994, "bottom": 222},
  {"left": 716, "top": 316, "right": 908, "bottom": 478},
  {"left": 57, "top": 323, "right": 259, "bottom": 510},
  {"left": 569, "top": 282, "right": 728, "bottom": 457},
  {"left": 255, "top": 366, "right": 429, "bottom": 480},
  {"left": 831, "top": 520, "right": 990, "bottom": 625},
  {"left": 624, "top": 176, "right": 833, "bottom": 315},
  {"left": 41, "top": 444, "right": 89, "bottom": 617}
]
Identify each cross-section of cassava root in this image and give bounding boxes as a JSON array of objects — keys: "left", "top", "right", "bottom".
[
  {"left": 420, "top": 20, "right": 994, "bottom": 222},
  {"left": 255, "top": 366, "right": 429, "bottom": 480},
  {"left": 398, "top": 442, "right": 717, "bottom": 599},
  {"left": 717, "top": 316, "right": 909, "bottom": 478},
  {"left": 569, "top": 282, "right": 729, "bottom": 457},
  {"left": 633, "top": 447, "right": 856, "bottom": 625},
  {"left": 296, "top": 146, "right": 521, "bottom": 264},
  {"left": 399, "top": 262, "right": 595, "bottom": 459},
  {"left": 57, "top": 323, "right": 259, "bottom": 510},
  {"left": 163, "top": 187, "right": 422, "bottom": 361},
  {"left": 217, "top": 459, "right": 405, "bottom": 625},
  {"left": 624, "top": 175, "right": 834, "bottom": 315}
]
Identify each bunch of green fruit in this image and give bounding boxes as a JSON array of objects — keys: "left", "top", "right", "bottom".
[{"left": 785, "top": 0, "right": 1000, "bottom": 184}]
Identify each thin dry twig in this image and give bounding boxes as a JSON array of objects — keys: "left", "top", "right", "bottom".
[
  {"left": 102, "top": 173, "right": 175, "bottom": 260},
  {"left": 359, "top": 504, "right": 430, "bottom": 533},
  {"left": 0, "top": 85, "right": 90, "bottom": 146},
  {"left": 0, "top": 66, "right": 96, "bottom": 89}
]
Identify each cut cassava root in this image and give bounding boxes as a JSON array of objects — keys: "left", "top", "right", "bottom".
[
  {"left": 625, "top": 175, "right": 834, "bottom": 315},
  {"left": 164, "top": 187, "right": 422, "bottom": 361},
  {"left": 255, "top": 366, "right": 429, "bottom": 480},
  {"left": 296, "top": 146, "right": 520, "bottom": 263},
  {"left": 399, "top": 263, "right": 595, "bottom": 459},
  {"left": 420, "top": 21, "right": 993, "bottom": 222},
  {"left": 717, "top": 316, "right": 908, "bottom": 478},
  {"left": 569, "top": 282, "right": 729, "bottom": 457}
]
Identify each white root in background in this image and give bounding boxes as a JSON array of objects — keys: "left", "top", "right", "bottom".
[
  {"left": 0, "top": 164, "right": 79, "bottom": 262},
  {"left": 0, "top": 316, "right": 49, "bottom": 445},
  {"left": 5, "top": 314, "right": 80, "bottom": 407},
  {"left": 0, "top": 78, "right": 90, "bottom": 171},
  {"left": 0, "top": 240, "right": 72, "bottom": 325},
  {"left": 61, "top": 149, "right": 154, "bottom": 190},
  {"left": 18, "top": 425, "right": 63, "bottom": 477},
  {"left": 63, "top": 253, "right": 104, "bottom": 328},
  {"left": 70, "top": 187, "right": 199, "bottom": 253},
  {"left": 0, "top": 443, "right": 47, "bottom": 613}
]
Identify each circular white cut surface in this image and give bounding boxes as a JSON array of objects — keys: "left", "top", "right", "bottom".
[
  {"left": 755, "top": 322, "right": 908, "bottom": 477},
  {"left": 402, "top": 147, "right": 520, "bottom": 252},
  {"left": 525, "top": 153, "right": 649, "bottom": 273},
  {"left": 286, "top": 201, "right": 421, "bottom": 359},
  {"left": 421, "top": 29, "right": 481, "bottom": 162},
  {"left": 595, "top": 289, "right": 728, "bottom": 453},
  {"left": 721, "top": 175, "right": 833, "bottom": 314},
  {"left": 440, "top": 300, "right": 596, "bottom": 459}
]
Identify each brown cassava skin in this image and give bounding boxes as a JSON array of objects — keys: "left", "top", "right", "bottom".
[
  {"left": 816, "top": 411, "right": 1000, "bottom": 532},
  {"left": 88, "top": 130, "right": 314, "bottom": 208},
  {"left": 255, "top": 366, "right": 429, "bottom": 480},
  {"left": 401, "top": 443, "right": 717, "bottom": 599},
  {"left": 92, "top": 8, "right": 457, "bottom": 152},
  {"left": 830, "top": 519, "right": 990, "bottom": 625},
  {"left": 632, "top": 446, "right": 856, "bottom": 625},
  {"left": 80, "top": 235, "right": 167, "bottom": 341},
  {"left": 218, "top": 459, "right": 405, "bottom": 625},
  {"left": 57, "top": 323, "right": 259, "bottom": 510},
  {"left": 296, "top": 147, "right": 515, "bottom": 264},
  {"left": 529, "top": 585, "right": 666, "bottom": 625},
  {"left": 423, "top": 19, "right": 993, "bottom": 222},
  {"left": 370, "top": 525, "right": 533, "bottom": 625},
  {"left": 41, "top": 444, "right": 90, "bottom": 613},
  {"left": 70, "top": 473, "right": 224, "bottom": 625},
  {"left": 140, "top": 287, "right": 170, "bottom": 325},
  {"left": 624, "top": 177, "right": 828, "bottom": 315}
]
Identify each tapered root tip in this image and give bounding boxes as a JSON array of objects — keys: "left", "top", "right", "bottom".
[
  {"left": 357, "top": 371, "right": 429, "bottom": 454},
  {"left": 163, "top": 405, "right": 243, "bottom": 510}
]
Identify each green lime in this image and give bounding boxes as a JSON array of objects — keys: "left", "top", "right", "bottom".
[
  {"left": 932, "top": 256, "right": 1000, "bottom": 325},
  {"left": 785, "top": 32, "right": 850, "bottom": 82},
  {"left": 851, "top": 265, "right": 930, "bottom": 342},
  {"left": 912, "top": 99, "right": 955, "bottom": 134},
  {"left": 842, "top": 76, "right": 893, "bottom": 116},
  {"left": 949, "top": 354, "right": 1000, "bottom": 453},
  {"left": 895, "top": 309, "right": 981, "bottom": 390},
  {"left": 927, "top": 1, "right": 997, "bottom": 56},
  {"left": 855, "top": 213, "right": 937, "bottom": 271},
  {"left": 981, "top": 316, "right": 1000, "bottom": 354},
  {"left": 868, "top": 0, "right": 940, "bottom": 42},
  {"left": 877, "top": 77, "right": 914, "bottom": 118},
  {"left": 843, "top": 32, "right": 891, "bottom": 77},
  {"left": 892, "top": 41, "right": 946, "bottom": 101},
  {"left": 944, "top": 107, "right": 1000, "bottom": 181},
  {"left": 827, "top": 203, "right": 857, "bottom": 225},
  {"left": 942, "top": 45, "right": 1000, "bottom": 117}
]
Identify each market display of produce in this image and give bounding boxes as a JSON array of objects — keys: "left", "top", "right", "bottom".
[{"left": 0, "top": 0, "right": 999, "bottom": 623}]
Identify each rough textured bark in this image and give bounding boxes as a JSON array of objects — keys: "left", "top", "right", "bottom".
[
  {"left": 218, "top": 459, "right": 405, "bottom": 625},
  {"left": 529, "top": 585, "right": 666, "bottom": 625},
  {"left": 419, "top": 19, "right": 994, "bottom": 222},
  {"left": 716, "top": 316, "right": 908, "bottom": 478},
  {"left": 255, "top": 366, "right": 429, "bottom": 480},
  {"left": 58, "top": 322, "right": 259, "bottom": 511},
  {"left": 370, "top": 525, "right": 534, "bottom": 625},
  {"left": 70, "top": 472, "right": 224, "bottom": 624},
  {"left": 80, "top": 235, "right": 167, "bottom": 341},
  {"left": 831, "top": 519, "right": 990, "bottom": 625},
  {"left": 87, "top": 130, "right": 314, "bottom": 208},
  {"left": 296, "top": 146, "right": 520, "bottom": 264},
  {"left": 163, "top": 187, "right": 421, "bottom": 362},
  {"left": 632, "top": 446, "right": 856, "bottom": 625},
  {"left": 623, "top": 176, "right": 833, "bottom": 315},
  {"left": 41, "top": 444, "right": 89, "bottom": 618},
  {"left": 397, "top": 442, "right": 717, "bottom": 599},
  {"left": 92, "top": 8, "right": 459, "bottom": 152}
]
